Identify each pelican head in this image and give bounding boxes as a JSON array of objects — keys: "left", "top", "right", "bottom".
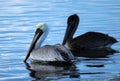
[
  {"left": 24, "top": 23, "right": 48, "bottom": 62},
  {"left": 34, "top": 23, "right": 48, "bottom": 49},
  {"left": 62, "top": 14, "right": 79, "bottom": 45},
  {"left": 36, "top": 23, "right": 47, "bottom": 32}
]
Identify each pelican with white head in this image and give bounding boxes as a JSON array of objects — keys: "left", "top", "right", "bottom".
[{"left": 24, "top": 22, "right": 74, "bottom": 63}]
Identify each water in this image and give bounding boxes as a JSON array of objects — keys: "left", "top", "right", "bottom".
[{"left": 0, "top": 0, "right": 120, "bottom": 81}]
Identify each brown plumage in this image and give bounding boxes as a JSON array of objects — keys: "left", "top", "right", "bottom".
[
  {"left": 62, "top": 14, "right": 118, "bottom": 52},
  {"left": 70, "top": 31, "right": 117, "bottom": 50}
]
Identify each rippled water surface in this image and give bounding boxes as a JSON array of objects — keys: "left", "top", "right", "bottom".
[{"left": 0, "top": 0, "right": 120, "bottom": 81}]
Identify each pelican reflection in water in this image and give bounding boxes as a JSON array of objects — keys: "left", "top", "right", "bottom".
[
  {"left": 62, "top": 14, "right": 118, "bottom": 57},
  {"left": 24, "top": 23, "right": 74, "bottom": 63},
  {"left": 25, "top": 62, "right": 79, "bottom": 80}
]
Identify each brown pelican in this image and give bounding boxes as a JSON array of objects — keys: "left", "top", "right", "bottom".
[
  {"left": 62, "top": 14, "right": 118, "bottom": 51},
  {"left": 24, "top": 23, "right": 74, "bottom": 63}
]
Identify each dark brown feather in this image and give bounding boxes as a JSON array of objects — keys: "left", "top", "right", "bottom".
[{"left": 70, "top": 32, "right": 118, "bottom": 50}]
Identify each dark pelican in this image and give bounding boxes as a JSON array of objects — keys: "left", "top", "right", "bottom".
[
  {"left": 24, "top": 23, "right": 74, "bottom": 63},
  {"left": 62, "top": 14, "right": 118, "bottom": 51}
]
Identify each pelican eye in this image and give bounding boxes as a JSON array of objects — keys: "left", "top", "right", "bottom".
[{"left": 35, "top": 28, "right": 43, "bottom": 34}]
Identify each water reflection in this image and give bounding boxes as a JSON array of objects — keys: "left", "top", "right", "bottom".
[
  {"left": 86, "top": 64, "right": 104, "bottom": 68},
  {"left": 25, "top": 62, "right": 79, "bottom": 81},
  {"left": 109, "top": 73, "right": 120, "bottom": 81}
]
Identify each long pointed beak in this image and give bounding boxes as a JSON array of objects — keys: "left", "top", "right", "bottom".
[
  {"left": 62, "top": 21, "right": 74, "bottom": 45},
  {"left": 24, "top": 29, "right": 43, "bottom": 62},
  {"left": 62, "top": 14, "right": 79, "bottom": 45}
]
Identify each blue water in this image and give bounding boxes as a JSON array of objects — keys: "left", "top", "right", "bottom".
[{"left": 0, "top": 0, "right": 120, "bottom": 81}]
